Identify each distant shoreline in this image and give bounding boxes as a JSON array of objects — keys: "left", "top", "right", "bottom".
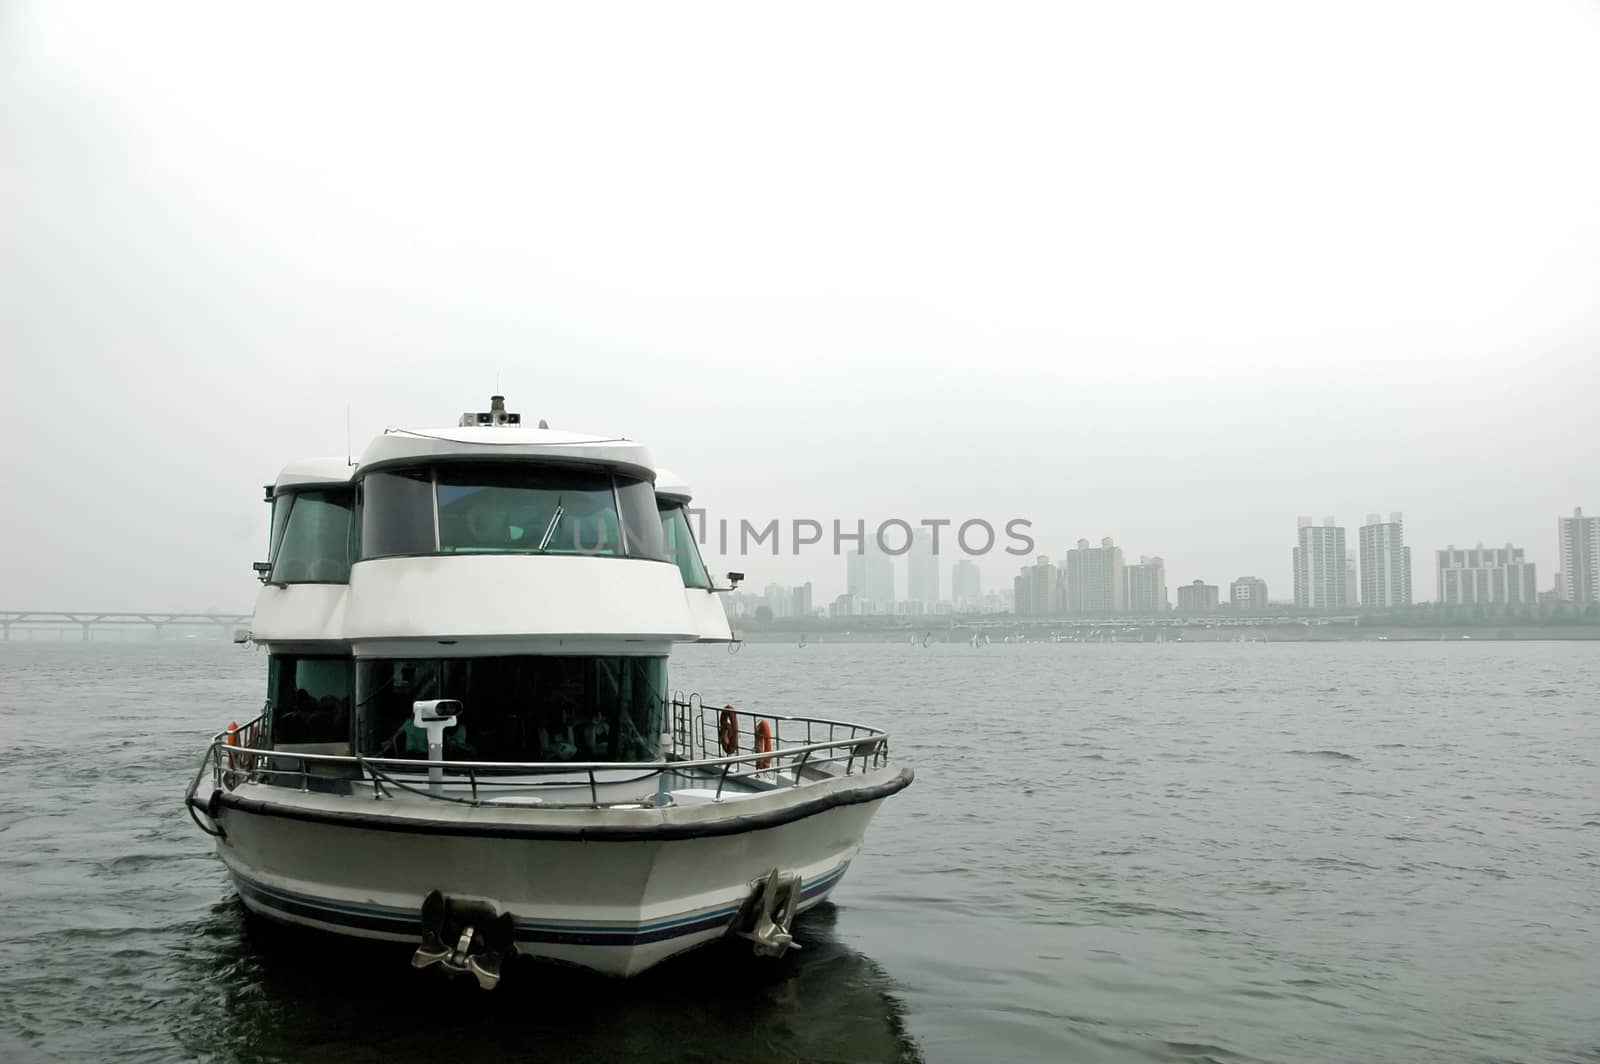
[{"left": 737, "top": 624, "right": 1600, "bottom": 644}]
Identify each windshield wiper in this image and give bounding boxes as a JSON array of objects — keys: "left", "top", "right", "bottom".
[{"left": 536, "top": 503, "right": 565, "bottom": 552}]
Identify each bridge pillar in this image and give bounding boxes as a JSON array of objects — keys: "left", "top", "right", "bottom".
[
  {"left": 153, "top": 623, "right": 165, "bottom": 641},
  {"left": 81, "top": 622, "right": 92, "bottom": 642}
]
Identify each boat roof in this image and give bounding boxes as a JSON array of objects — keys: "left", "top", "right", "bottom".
[
  {"left": 273, "top": 457, "right": 356, "bottom": 492},
  {"left": 655, "top": 469, "right": 692, "bottom": 502},
  {"left": 272, "top": 399, "right": 662, "bottom": 489},
  {"left": 357, "top": 425, "right": 656, "bottom": 480}
]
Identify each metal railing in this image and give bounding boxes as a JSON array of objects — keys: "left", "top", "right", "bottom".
[
  {"left": 667, "top": 693, "right": 888, "bottom": 776},
  {"left": 186, "top": 696, "right": 892, "bottom": 825}
]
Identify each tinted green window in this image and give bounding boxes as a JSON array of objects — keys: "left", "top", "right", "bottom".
[
  {"left": 437, "top": 466, "right": 620, "bottom": 556},
  {"left": 268, "top": 494, "right": 293, "bottom": 562},
  {"left": 617, "top": 479, "right": 667, "bottom": 560},
  {"left": 659, "top": 503, "right": 711, "bottom": 589},
  {"left": 355, "top": 656, "right": 666, "bottom": 763},
  {"left": 271, "top": 491, "right": 355, "bottom": 583}
]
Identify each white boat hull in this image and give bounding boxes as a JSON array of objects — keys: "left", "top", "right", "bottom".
[{"left": 206, "top": 769, "right": 908, "bottom": 977}]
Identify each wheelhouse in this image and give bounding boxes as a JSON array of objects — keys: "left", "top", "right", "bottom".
[{"left": 252, "top": 411, "right": 716, "bottom": 762}]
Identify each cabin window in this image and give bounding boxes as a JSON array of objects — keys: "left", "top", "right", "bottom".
[
  {"left": 270, "top": 490, "right": 355, "bottom": 583},
  {"left": 659, "top": 503, "right": 712, "bottom": 589},
  {"left": 617, "top": 479, "right": 667, "bottom": 560},
  {"left": 436, "top": 466, "right": 621, "bottom": 555},
  {"left": 268, "top": 655, "right": 353, "bottom": 747},
  {"left": 361, "top": 469, "right": 436, "bottom": 558},
  {"left": 355, "top": 655, "right": 667, "bottom": 764},
  {"left": 268, "top": 493, "right": 293, "bottom": 563}
]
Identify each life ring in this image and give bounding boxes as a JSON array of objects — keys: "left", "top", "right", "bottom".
[
  {"left": 718, "top": 706, "right": 739, "bottom": 754},
  {"left": 225, "top": 721, "right": 240, "bottom": 770},
  {"left": 753, "top": 719, "right": 774, "bottom": 770}
]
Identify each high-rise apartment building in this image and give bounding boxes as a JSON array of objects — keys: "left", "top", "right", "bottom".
[
  {"left": 1230, "top": 576, "right": 1269, "bottom": 610},
  {"left": 1013, "top": 556, "right": 1059, "bottom": 617},
  {"left": 1557, "top": 507, "right": 1599, "bottom": 605},
  {"left": 907, "top": 529, "right": 939, "bottom": 606},
  {"left": 951, "top": 560, "right": 981, "bottom": 611},
  {"left": 1359, "top": 512, "right": 1412, "bottom": 608},
  {"left": 791, "top": 582, "right": 814, "bottom": 617},
  {"left": 1436, "top": 544, "right": 1537, "bottom": 606},
  {"left": 1122, "top": 555, "right": 1168, "bottom": 614},
  {"left": 762, "top": 583, "right": 792, "bottom": 618},
  {"left": 1176, "top": 580, "right": 1220, "bottom": 612},
  {"left": 1292, "top": 517, "right": 1346, "bottom": 610},
  {"left": 1063, "top": 537, "right": 1125, "bottom": 614},
  {"left": 846, "top": 545, "right": 895, "bottom": 612}
]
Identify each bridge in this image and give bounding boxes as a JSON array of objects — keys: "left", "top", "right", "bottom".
[{"left": 0, "top": 610, "right": 251, "bottom": 641}]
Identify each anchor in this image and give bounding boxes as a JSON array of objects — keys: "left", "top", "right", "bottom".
[
  {"left": 411, "top": 890, "right": 517, "bottom": 989},
  {"left": 733, "top": 868, "right": 804, "bottom": 958}
]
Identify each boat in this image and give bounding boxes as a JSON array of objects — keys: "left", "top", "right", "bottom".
[{"left": 185, "top": 396, "right": 912, "bottom": 985}]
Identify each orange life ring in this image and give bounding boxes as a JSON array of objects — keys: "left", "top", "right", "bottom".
[
  {"left": 753, "top": 719, "right": 774, "bottom": 770},
  {"left": 718, "top": 706, "right": 739, "bottom": 754}
]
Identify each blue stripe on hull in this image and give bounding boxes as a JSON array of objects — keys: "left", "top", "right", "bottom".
[{"left": 232, "top": 863, "right": 850, "bottom": 947}]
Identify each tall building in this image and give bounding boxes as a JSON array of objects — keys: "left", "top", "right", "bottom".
[
  {"left": 1359, "top": 512, "right": 1412, "bottom": 608},
  {"left": 1122, "top": 555, "right": 1168, "bottom": 614},
  {"left": 1230, "top": 576, "right": 1269, "bottom": 610},
  {"left": 1437, "top": 544, "right": 1538, "bottom": 606},
  {"left": 1063, "top": 537, "right": 1125, "bottom": 614},
  {"left": 846, "top": 545, "right": 895, "bottom": 611},
  {"left": 951, "top": 560, "right": 981, "bottom": 611},
  {"left": 907, "top": 529, "right": 939, "bottom": 606},
  {"left": 1176, "top": 579, "right": 1220, "bottom": 612},
  {"left": 1013, "top": 556, "right": 1059, "bottom": 617},
  {"left": 791, "top": 582, "right": 813, "bottom": 617},
  {"left": 762, "top": 582, "right": 792, "bottom": 618},
  {"left": 1345, "top": 551, "right": 1359, "bottom": 608},
  {"left": 1557, "top": 507, "right": 1599, "bottom": 605},
  {"left": 1292, "top": 516, "right": 1346, "bottom": 610}
]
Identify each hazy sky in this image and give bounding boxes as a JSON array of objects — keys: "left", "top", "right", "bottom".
[{"left": 3, "top": 1, "right": 1597, "bottom": 611}]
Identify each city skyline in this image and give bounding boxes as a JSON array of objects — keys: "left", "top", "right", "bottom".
[{"left": 725, "top": 505, "right": 1594, "bottom": 618}]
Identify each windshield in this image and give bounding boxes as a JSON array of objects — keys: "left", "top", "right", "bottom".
[
  {"left": 436, "top": 467, "right": 621, "bottom": 555},
  {"left": 270, "top": 491, "right": 355, "bottom": 583}
]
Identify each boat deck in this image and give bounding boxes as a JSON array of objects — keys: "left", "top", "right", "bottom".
[{"left": 188, "top": 695, "right": 893, "bottom": 827}]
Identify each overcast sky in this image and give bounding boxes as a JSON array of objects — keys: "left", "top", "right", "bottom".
[{"left": 3, "top": 0, "right": 1597, "bottom": 611}]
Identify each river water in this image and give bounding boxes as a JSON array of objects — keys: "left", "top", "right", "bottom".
[{"left": 0, "top": 640, "right": 1595, "bottom": 1063}]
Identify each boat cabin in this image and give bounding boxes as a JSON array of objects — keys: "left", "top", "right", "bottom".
[{"left": 249, "top": 400, "right": 729, "bottom": 772}]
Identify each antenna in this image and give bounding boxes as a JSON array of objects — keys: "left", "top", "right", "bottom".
[{"left": 346, "top": 405, "right": 353, "bottom": 467}]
